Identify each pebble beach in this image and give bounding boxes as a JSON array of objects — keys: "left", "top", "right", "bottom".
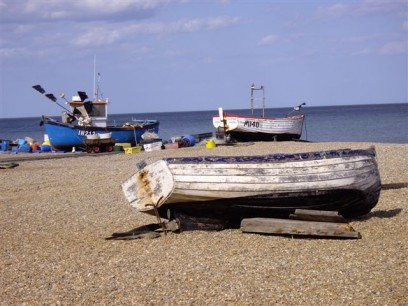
[{"left": 1, "top": 141, "right": 407, "bottom": 305}]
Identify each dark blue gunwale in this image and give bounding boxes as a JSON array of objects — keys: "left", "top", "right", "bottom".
[{"left": 164, "top": 148, "right": 376, "bottom": 164}]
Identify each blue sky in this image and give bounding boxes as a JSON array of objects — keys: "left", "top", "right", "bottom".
[{"left": 0, "top": 0, "right": 407, "bottom": 118}]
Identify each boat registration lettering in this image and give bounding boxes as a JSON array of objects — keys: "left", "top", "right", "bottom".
[
  {"left": 78, "top": 130, "right": 96, "bottom": 136},
  {"left": 244, "top": 121, "right": 260, "bottom": 128}
]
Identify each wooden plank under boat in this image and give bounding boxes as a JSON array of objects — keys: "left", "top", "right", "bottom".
[
  {"left": 121, "top": 147, "right": 381, "bottom": 225},
  {"left": 241, "top": 217, "right": 361, "bottom": 239}
]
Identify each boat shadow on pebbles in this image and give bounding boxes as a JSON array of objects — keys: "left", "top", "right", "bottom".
[
  {"left": 106, "top": 224, "right": 162, "bottom": 240},
  {"left": 105, "top": 211, "right": 229, "bottom": 240},
  {"left": 353, "top": 183, "right": 407, "bottom": 221},
  {"left": 355, "top": 208, "right": 403, "bottom": 221},
  {"left": 0, "top": 162, "right": 19, "bottom": 169}
]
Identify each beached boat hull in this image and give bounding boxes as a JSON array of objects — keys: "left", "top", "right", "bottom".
[
  {"left": 213, "top": 114, "right": 305, "bottom": 141},
  {"left": 43, "top": 119, "right": 159, "bottom": 150},
  {"left": 122, "top": 148, "right": 381, "bottom": 223}
]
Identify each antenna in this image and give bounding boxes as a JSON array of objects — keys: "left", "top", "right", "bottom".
[
  {"left": 93, "top": 55, "right": 96, "bottom": 100},
  {"left": 95, "top": 72, "right": 102, "bottom": 100}
]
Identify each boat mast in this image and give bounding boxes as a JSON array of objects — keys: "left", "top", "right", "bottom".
[
  {"left": 93, "top": 55, "right": 96, "bottom": 100},
  {"left": 93, "top": 55, "right": 103, "bottom": 101},
  {"left": 250, "top": 83, "right": 265, "bottom": 117}
]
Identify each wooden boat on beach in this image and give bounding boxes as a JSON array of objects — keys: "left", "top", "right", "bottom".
[
  {"left": 121, "top": 147, "right": 381, "bottom": 227},
  {"left": 213, "top": 84, "right": 305, "bottom": 142},
  {"left": 213, "top": 112, "right": 305, "bottom": 142}
]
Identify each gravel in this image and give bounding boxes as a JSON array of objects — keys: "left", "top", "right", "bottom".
[{"left": 1, "top": 141, "right": 407, "bottom": 305}]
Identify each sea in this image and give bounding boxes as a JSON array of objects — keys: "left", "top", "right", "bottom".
[{"left": 0, "top": 103, "right": 407, "bottom": 144}]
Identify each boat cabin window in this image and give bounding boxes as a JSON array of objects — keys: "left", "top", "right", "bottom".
[{"left": 88, "top": 104, "right": 107, "bottom": 117}]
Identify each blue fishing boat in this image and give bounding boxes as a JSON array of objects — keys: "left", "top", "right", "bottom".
[{"left": 33, "top": 84, "right": 159, "bottom": 151}]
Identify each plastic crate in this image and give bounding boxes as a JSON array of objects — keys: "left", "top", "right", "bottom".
[
  {"left": 143, "top": 141, "right": 163, "bottom": 152},
  {"left": 124, "top": 146, "right": 142, "bottom": 154}
]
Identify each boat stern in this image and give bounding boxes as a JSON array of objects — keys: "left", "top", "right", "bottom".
[{"left": 121, "top": 160, "right": 174, "bottom": 213}]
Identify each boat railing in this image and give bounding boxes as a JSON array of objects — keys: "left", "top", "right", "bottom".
[
  {"left": 287, "top": 102, "right": 306, "bottom": 117},
  {"left": 250, "top": 83, "right": 265, "bottom": 117}
]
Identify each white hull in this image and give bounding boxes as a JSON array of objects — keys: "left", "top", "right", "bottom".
[
  {"left": 213, "top": 114, "right": 305, "bottom": 141},
  {"left": 122, "top": 148, "right": 381, "bottom": 220}
]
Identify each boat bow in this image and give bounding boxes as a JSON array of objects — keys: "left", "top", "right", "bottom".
[{"left": 122, "top": 160, "right": 174, "bottom": 212}]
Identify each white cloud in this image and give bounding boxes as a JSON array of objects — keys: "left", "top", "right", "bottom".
[
  {"left": 342, "top": 34, "right": 383, "bottom": 43},
  {"left": 0, "top": 0, "right": 240, "bottom": 58},
  {"left": 206, "top": 16, "right": 240, "bottom": 30},
  {"left": 378, "top": 40, "right": 407, "bottom": 55},
  {"left": 356, "top": 0, "right": 407, "bottom": 16},
  {"left": 0, "top": 47, "right": 29, "bottom": 58},
  {"left": 317, "top": 3, "right": 350, "bottom": 18},
  {"left": 165, "top": 49, "right": 193, "bottom": 58},
  {"left": 73, "top": 27, "right": 122, "bottom": 47},
  {"left": 352, "top": 48, "right": 372, "bottom": 56},
  {"left": 258, "top": 35, "right": 279, "bottom": 46},
  {"left": 179, "top": 16, "right": 240, "bottom": 31},
  {"left": 403, "top": 21, "right": 408, "bottom": 30},
  {"left": 72, "top": 16, "right": 240, "bottom": 47},
  {"left": 14, "top": 24, "right": 35, "bottom": 34},
  {"left": 202, "top": 56, "right": 216, "bottom": 64},
  {"left": 317, "top": 0, "right": 407, "bottom": 18},
  {"left": 0, "top": 0, "right": 180, "bottom": 23},
  {"left": 216, "top": 0, "right": 230, "bottom": 5}
]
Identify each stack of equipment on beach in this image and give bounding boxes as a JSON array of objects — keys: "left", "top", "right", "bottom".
[{"left": 1, "top": 137, "right": 47, "bottom": 153}]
